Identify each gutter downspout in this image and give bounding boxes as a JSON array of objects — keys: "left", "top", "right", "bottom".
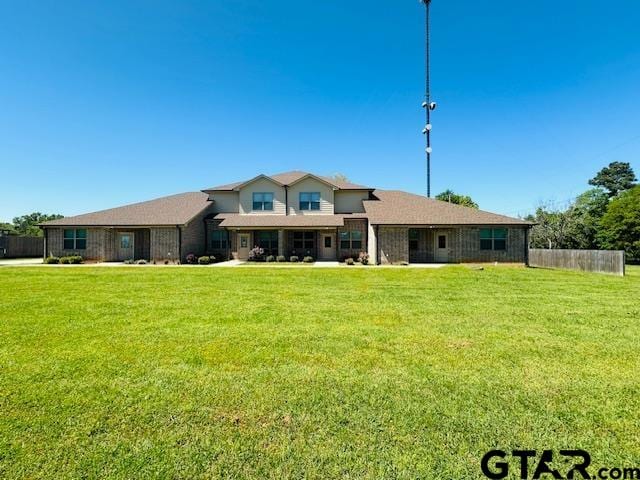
[
  {"left": 375, "top": 224, "right": 380, "bottom": 265},
  {"left": 524, "top": 226, "right": 531, "bottom": 267},
  {"left": 43, "top": 227, "right": 48, "bottom": 259}
]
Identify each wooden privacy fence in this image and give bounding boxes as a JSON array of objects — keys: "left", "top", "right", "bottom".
[
  {"left": 0, "top": 236, "right": 44, "bottom": 258},
  {"left": 529, "top": 248, "right": 625, "bottom": 276}
]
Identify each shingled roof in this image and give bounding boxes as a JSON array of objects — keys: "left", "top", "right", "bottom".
[
  {"left": 40, "top": 192, "right": 211, "bottom": 227},
  {"left": 204, "top": 171, "right": 371, "bottom": 191},
  {"left": 364, "top": 190, "right": 532, "bottom": 226}
]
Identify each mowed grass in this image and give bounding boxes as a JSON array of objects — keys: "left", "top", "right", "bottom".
[{"left": 0, "top": 266, "right": 639, "bottom": 479}]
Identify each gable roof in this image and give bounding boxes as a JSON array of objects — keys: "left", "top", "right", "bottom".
[
  {"left": 204, "top": 171, "right": 371, "bottom": 192},
  {"left": 40, "top": 192, "right": 211, "bottom": 227},
  {"left": 364, "top": 190, "right": 532, "bottom": 226}
]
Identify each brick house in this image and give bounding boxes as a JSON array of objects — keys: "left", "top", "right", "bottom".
[{"left": 40, "top": 171, "right": 533, "bottom": 265}]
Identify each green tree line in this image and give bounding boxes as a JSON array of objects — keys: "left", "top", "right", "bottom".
[
  {"left": 526, "top": 162, "right": 639, "bottom": 263},
  {"left": 0, "top": 213, "right": 64, "bottom": 237}
]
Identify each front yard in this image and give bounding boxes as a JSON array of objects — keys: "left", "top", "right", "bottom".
[{"left": 1, "top": 266, "right": 639, "bottom": 479}]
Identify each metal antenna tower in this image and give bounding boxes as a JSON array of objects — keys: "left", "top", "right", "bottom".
[{"left": 420, "top": 0, "right": 436, "bottom": 197}]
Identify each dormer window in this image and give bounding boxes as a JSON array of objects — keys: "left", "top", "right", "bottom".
[
  {"left": 299, "top": 192, "right": 320, "bottom": 211},
  {"left": 253, "top": 192, "right": 274, "bottom": 211}
]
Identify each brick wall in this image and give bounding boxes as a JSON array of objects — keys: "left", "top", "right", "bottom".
[
  {"left": 337, "top": 219, "right": 367, "bottom": 260},
  {"left": 45, "top": 228, "right": 107, "bottom": 260},
  {"left": 450, "top": 227, "right": 526, "bottom": 263},
  {"left": 378, "top": 227, "right": 409, "bottom": 265},
  {"left": 181, "top": 203, "right": 215, "bottom": 261},
  {"left": 150, "top": 228, "right": 179, "bottom": 262}
]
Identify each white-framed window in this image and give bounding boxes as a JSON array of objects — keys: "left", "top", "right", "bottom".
[
  {"left": 63, "top": 229, "right": 87, "bottom": 250},
  {"left": 299, "top": 192, "right": 320, "bottom": 211},
  {"left": 252, "top": 192, "right": 274, "bottom": 211}
]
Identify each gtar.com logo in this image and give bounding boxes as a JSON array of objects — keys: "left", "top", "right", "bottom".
[{"left": 481, "top": 450, "right": 640, "bottom": 480}]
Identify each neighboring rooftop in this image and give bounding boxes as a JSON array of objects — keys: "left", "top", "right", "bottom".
[
  {"left": 204, "top": 171, "right": 372, "bottom": 192},
  {"left": 40, "top": 192, "right": 211, "bottom": 227},
  {"left": 364, "top": 190, "right": 532, "bottom": 226}
]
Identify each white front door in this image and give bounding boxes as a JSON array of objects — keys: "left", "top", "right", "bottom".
[
  {"left": 319, "top": 233, "right": 336, "bottom": 260},
  {"left": 434, "top": 232, "right": 449, "bottom": 263},
  {"left": 118, "top": 232, "right": 134, "bottom": 261},
  {"left": 237, "top": 233, "right": 250, "bottom": 260}
]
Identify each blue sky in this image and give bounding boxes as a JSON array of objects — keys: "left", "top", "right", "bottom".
[{"left": 1, "top": 0, "right": 639, "bottom": 221}]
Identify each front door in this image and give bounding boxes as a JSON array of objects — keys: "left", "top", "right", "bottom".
[
  {"left": 118, "top": 232, "right": 134, "bottom": 261},
  {"left": 434, "top": 231, "right": 449, "bottom": 263},
  {"left": 319, "top": 233, "right": 336, "bottom": 260},
  {"left": 237, "top": 233, "right": 250, "bottom": 260}
]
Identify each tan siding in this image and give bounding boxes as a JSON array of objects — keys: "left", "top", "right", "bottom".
[
  {"left": 209, "top": 192, "right": 239, "bottom": 213},
  {"left": 367, "top": 222, "right": 377, "bottom": 264},
  {"left": 287, "top": 177, "right": 334, "bottom": 215},
  {"left": 239, "top": 178, "right": 286, "bottom": 215},
  {"left": 334, "top": 191, "right": 368, "bottom": 213}
]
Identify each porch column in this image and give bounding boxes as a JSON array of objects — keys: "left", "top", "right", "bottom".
[{"left": 278, "top": 229, "right": 285, "bottom": 257}]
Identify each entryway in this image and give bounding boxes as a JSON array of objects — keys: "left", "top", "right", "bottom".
[
  {"left": 117, "top": 232, "right": 134, "bottom": 261},
  {"left": 237, "top": 233, "right": 250, "bottom": 260},
  {"left": 319, "top": 233, "right": 336, "bottom": 261},
  {"left": 434, "top": 231, "right": 449, "bottom": 263}
]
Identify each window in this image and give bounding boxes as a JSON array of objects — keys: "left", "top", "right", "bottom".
[
  {"left": 293, "top": 231, "right": 314, "bottom": 249},
  {"left": 120, "top": 234, "right": 132, "bottom": 249},
  {"left": 438, "top": 235, "right": 446, "bottom": 249},
  {"left": 324, "top": 236, "right": 332, "bottom": 248},
  {"left": 257, "top": 230, "right": 278, "bottom": 255},
  {"left": 340, "top": 231, "right": 362, "bottom": 250},
  {"left": 299, "top": 192, "right": 321, "bottom": 211},
  {"left": 409, "top": 229, "right": 419, "bottom": 251},
  {"left": 210, "top": 230, "right": 227, "bottom": 250},
  {"left": 63, "top": 229, "right": 87, "bottom": 250},
  {"left": 480, "top": 228, "right": 507, "bottom": 251},
  {"left": 252, "top": 192, "right": 274, "bottom": 211}
]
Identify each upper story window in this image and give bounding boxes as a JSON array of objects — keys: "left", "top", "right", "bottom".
[
  {"left": 480, "top": 228, "right": 507, "bottom": 251},
  {"left": 252, "top": 192, "right": 274, "bottom": 211},
  {"left": 299, "top": 192, "right": 321, "bottom": 211},
  {"left": 63, "top": 229, "right": 87, "bottom": 250}
]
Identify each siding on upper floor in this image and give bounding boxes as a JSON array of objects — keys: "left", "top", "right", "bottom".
[
  {"left": 287, "top": 177, "right": 334, "bottom": 215},
  {"left": 209, "top": 191, "right": 239, "bottom": 213},
  {"left": 238, "top": 177, "right": 286, "bottom": 215},
  {"left": 334, "top": 190, "right": 369, "bottom": 214}
]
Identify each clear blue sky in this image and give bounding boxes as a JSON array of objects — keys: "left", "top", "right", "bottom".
[{"left": 1, "top": 0, "right": 639, "bottom": 221}]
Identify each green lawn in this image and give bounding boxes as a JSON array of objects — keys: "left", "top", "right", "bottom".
[{"left": 1, "top": 266, "right": 639, "bottom": 479}]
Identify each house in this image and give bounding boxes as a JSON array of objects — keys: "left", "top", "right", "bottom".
[{"left": 40, "top": 171, "right": 533, "bottom": 264}]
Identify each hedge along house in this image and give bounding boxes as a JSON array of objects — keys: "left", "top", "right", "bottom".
[{"left": 40, "top": 171, "right": 533, "bottom": 264}]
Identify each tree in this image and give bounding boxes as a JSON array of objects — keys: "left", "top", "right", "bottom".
[
  {"left": 588, "top": 161, "right": 637, "bottom": 197},
  {"left": 0, "top": 222, "right": 17, "bottom": 235},
  {"left": 598, "top": 185, "right": 640, "bottom": 263},
  {"left": 12, "top": 212, "right": 64, "bottom": 237},
  {"left": 435, "top": 189, "right": 479, "bottom": 209},
  {"left": 526, "top": 206, "right": 574, "bottom": 249},
  {"left": 329, "top": 173, "right": 350, "bottom": 183},
  {"left": 565, "top": 188, "right": 609, "bottom": 249}
]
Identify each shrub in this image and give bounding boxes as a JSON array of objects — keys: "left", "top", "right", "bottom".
[
  {"left": 198, "top": 256, "right": 211, "bottom": 265},
  {"left": 124, "top": 259, "right": 135, "bottom": 265},
  {"left": 277, "top": 255, "right": 286, "bottom": 263},
  {"left": 44, "top": 256, "right": 59, "bottom": 264},
  {"left": 265, "top": 255, "right": 276, "bottom": 263},
  {"left": 136, "top": 259, "right": 148, "bottom": 265},
  {"left": 345, "top": 258, "right": 355, "bottom": 266},
  {"left": 59, "top": 256, "right": 71, "bottom": 264},
  {"left": 67, "top": 255, "right": 83, "bottom": 264},
  {"left": 290, "top": 255, "right": 299, "bottom": 263},
  {"left": 186, "top": 253, "right": 197, "bottom": 265},
  {"left": 248, "top": 246, "right": 265, "bottom": 262},
  {"left": 303, "top": 256, "right": 314, "bottom": 263},
  {"left": 358, "top": 252, "right": 370, "bottom": 265}
]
